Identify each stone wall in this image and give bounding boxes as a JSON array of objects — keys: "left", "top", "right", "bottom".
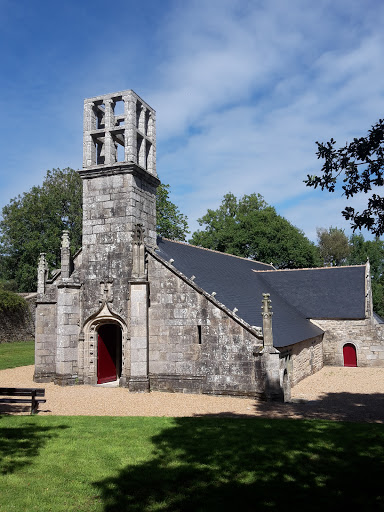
[
  {"left": 80, "top": 168, "right": 158, "bottom": 325},
  {"left": 147, "top": 254, "right": 263, "bottom": 396},
  {"left": 0, "top": 293, "right": 36, "bottom": 343},
  {"left": 287, "top": 335, "right": 324, "bottom": 387},
  {"left": 34, "top": 302, "right": 57, "bottom": 382},
  {"left": 313, "top": 318, "right": 384, "bottom": 367}
]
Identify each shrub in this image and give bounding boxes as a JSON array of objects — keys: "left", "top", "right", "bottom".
[{"left": 0, "top": 289, "right": 27, "bottom": 312}]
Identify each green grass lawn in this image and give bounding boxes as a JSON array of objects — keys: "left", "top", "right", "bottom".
[
  {"left": 0, "top": 415, "right": 383, "bottom": 512},
  {"left": 0, "top": 340, "right": 34, "bottom": 370}
]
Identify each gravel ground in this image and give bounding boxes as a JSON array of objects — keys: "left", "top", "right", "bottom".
[{"left": 1, "top": 365, "right": 384, "bottom": 422}]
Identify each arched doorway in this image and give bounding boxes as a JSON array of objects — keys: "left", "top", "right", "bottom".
[
  {"left": 97, "top": 324, "right": 122, "bottom": 384},
  {"left": 343, "top": 343, "right": 357, "bottom": 367}
]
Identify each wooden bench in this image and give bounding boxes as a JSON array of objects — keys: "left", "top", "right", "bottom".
[{"left": 0, "top": 387, "right": 46, "bottom": 415}]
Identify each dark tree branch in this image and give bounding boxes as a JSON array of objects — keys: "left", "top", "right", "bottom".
[{"left": 305, "top": 119, "right": 384, "bottom": 236}]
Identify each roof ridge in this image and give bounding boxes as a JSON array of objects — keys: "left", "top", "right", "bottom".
[
  {"left": 252, "top": 264, "right": 366, "bottom": 273},
  {"left": 159, "top": 237, "right": 275, "bottom": 268}
]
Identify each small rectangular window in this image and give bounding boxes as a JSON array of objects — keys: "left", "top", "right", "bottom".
[{"left": 198, "top": 325, "right": 202, "bottom": 344}]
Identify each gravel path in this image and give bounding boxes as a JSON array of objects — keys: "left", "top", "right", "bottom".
[{"left": 1, "top": 365, "right": 384, "bottom": 422}]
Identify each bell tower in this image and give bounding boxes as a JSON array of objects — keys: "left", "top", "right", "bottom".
[
  {"left": 35, "top": 90, "right": 160, "bottom": 388},
  {"left": 78, "top": 90, "right": 159, "bottom": 324}
]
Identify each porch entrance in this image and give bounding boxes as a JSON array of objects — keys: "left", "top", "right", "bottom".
[
  {"left": 97, "top": 324, "right": 122, "bottom": 384},
  {"left": 343, "top": 343, "right": 357, "bottom": 367}
]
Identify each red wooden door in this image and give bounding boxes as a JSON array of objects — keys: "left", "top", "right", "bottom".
[
  {"left": 343, "top": 343, "right": 357, "bottom": 367},
  {"left": 97, "top": 325, "right": 117, "bottom": 384}
]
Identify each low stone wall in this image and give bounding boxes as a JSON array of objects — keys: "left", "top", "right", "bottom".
[
  {"left": 313, "top": 318, "right": 384, "bottom": 367},
  {"left": 288, "top": 335, "right": 324, "bottom": 387},
  {"left": 0, "top": 293, "right": 36, "bottom": 343}
]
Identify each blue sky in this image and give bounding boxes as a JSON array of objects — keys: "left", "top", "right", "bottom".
[{"left": 1, "top": 0, "right": 383, "bottom": 242}]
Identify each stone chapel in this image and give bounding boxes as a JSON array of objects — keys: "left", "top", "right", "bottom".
[{"left": 34, "top": 89, "right": 384, "bottom": 401}]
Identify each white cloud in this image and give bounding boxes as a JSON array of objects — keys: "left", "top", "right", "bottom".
[
  {"left": 151, "top": 0, "right": 384, "bottom": 239},
  {"left": 1, "top": 0, "right": 384, "bottom": 248}
]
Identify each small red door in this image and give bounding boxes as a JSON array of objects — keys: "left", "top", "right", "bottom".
[
  {"left": 97, "top": 325, "right": 117, "bottom": 384},
  {"left": 343, "top": 343, "right": 357, "bottom": 367}
]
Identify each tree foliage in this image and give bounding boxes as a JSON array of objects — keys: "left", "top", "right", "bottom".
[
  {"left": 0, "top": 168, "right": 82, "bottom": 292},
  {"left": 0, "top": 169, "right": 188, "bottom": 292},
  {"left": 305, "top": 118, "right": 384, "bottom": 236},
  {"left": 0, "top": 280, "right": 26, "bottom": 312},
  {"left": 190, "top": 192, "right": 320, "bottom": 268},
  {"left": 156, "top": 183, "right": 189, "bottom": 241},
  {"left": 347, "top": 233, "right": 384, "bottom": 317},
  {"left": 316, "top": 226, "right": 350, "bottom": 266}
]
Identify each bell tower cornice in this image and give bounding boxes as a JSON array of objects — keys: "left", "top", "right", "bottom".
[{"left": 78, "top": 162, "right": 160, "bottom": 188}]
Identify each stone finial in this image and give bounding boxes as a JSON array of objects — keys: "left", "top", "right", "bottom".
[
  {"left": 132, "top": 224, "right": 145, "bottom": 245},
  {"left": 61, "top": 230, "right": 70, "bottom": 248},
  {"left": 37, "top": 253, "right": 48, "bottom": 294},
  {"left": 132, "top": 223, "right": 146, "bottom": 279},
  {"left": 262, "top": 293, "right": 273, "bottom": 315},
  {"left": 261, "top": 293, "right": 274, "bottom": 347},
  {"left": 61, "top": 230, "right": 71, "bottom": 279}
]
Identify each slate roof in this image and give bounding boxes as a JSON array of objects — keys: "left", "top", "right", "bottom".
[
  {"left": 155, "top": 238, "right": 367, "bottom": 348},
  {"left": 255, "top": 266, "right": 366, "bottom": 319}
]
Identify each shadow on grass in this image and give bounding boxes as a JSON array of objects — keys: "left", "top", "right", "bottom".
[
  {"left": 0, "top": 420, "right": 68, "bottom": 474},
  {"left": 93, "top": 403, "right": 384, "bottom": 511}
]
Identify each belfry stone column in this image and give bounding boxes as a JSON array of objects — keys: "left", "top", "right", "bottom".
[
  {"left": 104, "top": 99, "right": 115, "bottom": 165},
  {"left": 83, "top": 102, "right": 96, "bottom": 167},
  {"left": 123, "top": 91, "right": 137, "bottom": 164}
]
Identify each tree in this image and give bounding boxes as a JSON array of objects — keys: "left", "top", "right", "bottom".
[
  {"left": 305, "top": 118, "right": 384, "bottom": 236},
  {"left": 316, "top": 226, "right": 350, "bottom": 266},
  {"left": 0, "top": 169, "right": 188, "bottom": 291},
  {"left": 190, "top": 192, "right": 321, "bottom": 268},
  {"left": 0, "top": 168, "right": 82, "bottom": 292},
  {"left": 156, "top": 183, "right": 189, "bottom": 241},
  {"left": 347, "top": 233, "right": 384, "bottom": 317},
  {"left": 190, "top": 193, "right": 267, "bottom": 255}
]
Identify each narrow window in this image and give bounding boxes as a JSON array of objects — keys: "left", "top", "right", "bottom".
[{"left": 198, "top": 325, "right": 202, "bottom": 344}]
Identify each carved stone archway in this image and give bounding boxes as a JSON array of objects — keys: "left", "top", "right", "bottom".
[{"left": 79, "top": 302, "right": 129, "bottom": 386}]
